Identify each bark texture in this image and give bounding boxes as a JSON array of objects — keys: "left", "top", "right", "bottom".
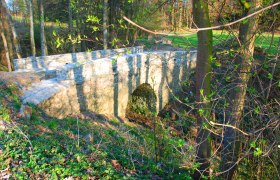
[
  {"left": 192, "top": 0, "right": 213, "bottom": 178},
  {"left": 29, "top": 0, "right": 36, "bottom": 56},
  {"left": 0, "top": 18, "right": 12, "bottom": 72},
  {"left": 39, "top": 0, "right": 48, "bottom": 56},
  {"left": 103, "top": 0, "right": 108, "bottom": 49},
  {"left": 0, "top": 8, "right": 13, "bottom": 63},
  {"left": 221, "top": 0, "right": 261, "bottom": 179},
  {"left": 0, "top": 0, "right": 22, "bottom": 59}
]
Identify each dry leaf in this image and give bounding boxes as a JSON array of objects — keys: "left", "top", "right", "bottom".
[{"left": 110, "top": 160, "right": 122, "bottom": 171}]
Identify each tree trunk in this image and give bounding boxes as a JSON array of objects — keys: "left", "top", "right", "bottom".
[
  {"left": 75, "top": 0, "right": 82, "bottom": 52},
  {"left": 22, "top": 0, "right": 28, "bottom": 24},
  {"left": 0, "top": 0, "right": 22, "bottom": 59},
  {"left": 192, "top": 0, "right": 213, "bottom": 178},
  {"left": 178, "top": 4, "right": 183, "bottom": 30},
  {"left": 0, "top": 19, "right": 12, "bottom": 72},
  {"left": 221, "top": 1, "right": 261, "bottom": 179},
  {"left": 68, "top": 0, "right": 74, "bottom": 52},
  {"left": 29, "top": 0, "right": 36, "bottom": 56},
  {"left": 38, "top": 0, "right": 48, "bottom": 56},
  {"left": 103, "top": 0, "right": 108, "bottom": 49},
  {"left": 171, "top": 1, "right": 175, "bottom": 31},
  {"left": 0, "top": 12, "right": 14, "bottom": 60}
]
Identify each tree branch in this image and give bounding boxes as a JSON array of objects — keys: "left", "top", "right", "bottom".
[{"left": 123, "top": 1, "right": 280, "bottom": 36}]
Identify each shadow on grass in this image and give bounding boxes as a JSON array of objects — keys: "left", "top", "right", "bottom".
[{"left": 0, "top": 101, "right": 193, "bottom": 179}]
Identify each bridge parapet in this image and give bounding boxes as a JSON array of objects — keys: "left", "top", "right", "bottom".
[{"left": 13, "top": 46, "right": 144, "bottom": 71}]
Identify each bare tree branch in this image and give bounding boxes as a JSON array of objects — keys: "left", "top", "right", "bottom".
[{"left": 123, "top": 1, "right": 280, "bottom": 36}]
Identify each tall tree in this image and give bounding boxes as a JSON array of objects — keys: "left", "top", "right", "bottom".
[
  {"left": 38, "top": 0, "right": 48, "bottom": 56},
  {"left": 28, "top": 0, "right": 36, "bottom": 56},
  {"left": 221, "top": 0, "right": 261, "bottom": 179},
  {"left": 192, "top": 0, "right": 213, "bottom": 178},
  {"left": 103, "top": 0, "right": 108, "bottom": 50},
  {"left": 0, "top": 0, "right": 22, "bottom": 59},
  {"left": 0, "top": 18, "right": 12, "bottom": 72}
]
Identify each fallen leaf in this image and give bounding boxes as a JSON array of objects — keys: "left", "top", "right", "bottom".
[
  {"left": 111, "top": 160, "right": 122, "bottom": 171},
  {"left": 76, "top": 156, "right": 81, "bottom": 162}
]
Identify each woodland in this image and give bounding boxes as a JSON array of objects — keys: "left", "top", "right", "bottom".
[{"left": 0, "top": 0, "right": 280, "bottom": 179}]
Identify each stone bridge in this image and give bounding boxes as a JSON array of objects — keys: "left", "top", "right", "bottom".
[{"left": 13, "top": 47, "right": 197, "bottom": 118}]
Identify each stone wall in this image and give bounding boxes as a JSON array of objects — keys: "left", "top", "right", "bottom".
[
  {"left": 13, "top": 46, "right": 144, "bottom": 70},
  {"left": 21, "top": 50, "right": 197, "bottom": 118}
]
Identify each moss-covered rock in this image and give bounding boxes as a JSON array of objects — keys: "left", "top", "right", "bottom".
[{"left": 126, "top": 83, "right": 157, "bottom": 123}]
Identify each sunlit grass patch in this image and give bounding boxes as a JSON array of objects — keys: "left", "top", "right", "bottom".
[{"left": 166, "top": 30, "right": 279, "bottom": 55}]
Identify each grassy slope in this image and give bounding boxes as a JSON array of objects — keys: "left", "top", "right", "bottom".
[{"left": 0, "top": 81, "right": 194, "bottom": 179}]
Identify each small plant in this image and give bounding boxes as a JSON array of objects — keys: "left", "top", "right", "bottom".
[{"left": 0, "top": 105, "right": 10, "bottom": 122}]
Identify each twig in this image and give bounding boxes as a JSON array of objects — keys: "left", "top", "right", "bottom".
[
  {"left": 11, "top": 123, "right": 33, "bottom": 151},
  {"left": 268, "top": 155, "right": 280, "bottom": 180},
  {"left": 266, "top": 37, "right": 280, "bottom": 100},
  {"left": 123, "top": 16, "right": 196, "bottom": 36},
  {"left": 0, "top": 168, "right": 8, "bottom": 172},
  {"left": 209, "top": 121, "right": 250, "bottom": 136},
  {"left": 76, "top": 115, "right": 80, "bottom": 147}
]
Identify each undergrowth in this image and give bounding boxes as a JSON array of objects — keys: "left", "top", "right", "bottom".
[{"left": 0, "top": 80, "right": 194, "bottom": 179}]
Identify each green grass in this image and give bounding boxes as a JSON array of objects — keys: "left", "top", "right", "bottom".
[
  {"left": 165, "top": 31, "right": 233, "bottom": 49},
  {"left": 255, "top": 34, "right": 280, "bottom": 54},
  {"left": 166, "top": 30, "right": 279, "bottom": 55},
  {"left": 13, "top": 15, "right": 68, "bottom": 28}
]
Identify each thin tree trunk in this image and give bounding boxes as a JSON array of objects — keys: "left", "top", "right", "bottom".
[
  {"left": 38, "top": 0, "right": 47, "bottom": 56},
  {"left": 0, "top": 19, "right": 12, "bottom": 72},
  {"left": 68, "top": 0, "right": 74, "bottom": 52},
  {"left": 29, "top": 0, "right": 36, "bottom": 56},
  {"left": 184, "top": 5, "right": 188, "bottom": 29},
  {"left": 103, "top": 0, "right": 108, "bottom": 49},
  {"left": 0, "top": 0, "right": 22, "bottom": 59},
  {"left": 23, "top": 0, "right": 28, "bottom": 24},
  {"left": 76, "top": 0, "right": 82, "bottom": 52},
  {"left": 80, "top": 23, "right": 86, "bottom": 51},
  {"left": 192, "top": 0, "right": 213, "bottom": 178},
  {"left": 0, "top": 12, "right": 14, "bottom": 60},
  {"left": 178, "top": 4, "right": 183, "bottom": 30},
  {"left": 171, "top": 1, "right": 175, "bottom": 31},
  {"left": 221, "top": 1, "right": 261, "bottom": 179},
  {"left": 76, "top": 18, "right": 81, "bottom": 52}
]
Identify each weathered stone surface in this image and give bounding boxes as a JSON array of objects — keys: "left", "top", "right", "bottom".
[
  {"left": 13, "top": 46, "right": 144, "bottom": 70},
  {"left": 11, "top": 47, "right": 196, "bottom": 118}
]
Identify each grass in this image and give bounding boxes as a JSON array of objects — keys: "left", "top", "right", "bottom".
[
  {"left": 165, "top": 30, "right": 279, "bottom": 55},
  {"left": 0, "top": 81, "right": 194, "bottom": 179},
  {"left": 13, "top": 15, "right": 68, "bottom": 28}
]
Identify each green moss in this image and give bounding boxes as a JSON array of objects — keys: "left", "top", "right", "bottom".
[{"left": 127, "top": 83, "right": 157, "bottom": 118}]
